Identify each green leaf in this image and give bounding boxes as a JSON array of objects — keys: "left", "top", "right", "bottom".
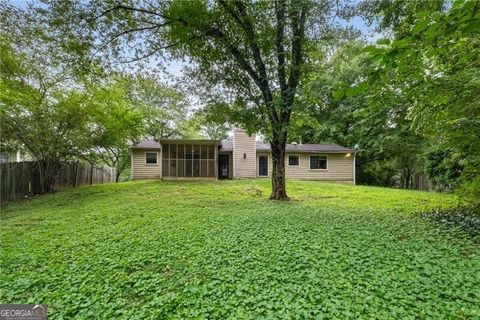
[
  {"left": 412, "top": 20, "right": 429, "bottom": 35},
  {"left": 376, "top": 38, "right": 391, "bottom": 46},
  {"left": 332, "top": 89, "right": 345, "bottom": 99}
]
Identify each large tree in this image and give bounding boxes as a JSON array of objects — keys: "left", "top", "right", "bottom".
[
  {"left": 0, "top": 4, "right": 95, "bottom": 192},
  {"left": 0, "top": 40, "right": 94, "bottom": 192},
  {"left": 48, "top": 0, "right": 354, "bottom": 200}
]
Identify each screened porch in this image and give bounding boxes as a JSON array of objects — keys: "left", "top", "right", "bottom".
[{"left": 160, "top": 141, "right": 219, "bottom": 178}]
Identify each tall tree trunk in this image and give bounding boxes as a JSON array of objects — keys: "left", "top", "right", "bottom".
[
  {"left": 73, "top": 161, "right": 79, "bottom": 188},
  {"left": 90, "top": 164, "right": 94, "bottom": 185},
  {"left": 115, "top": 169, "right": 121, "bottom": 182},
  {"left": 270, "top": 139, "right": 288, "bottom": 200}
]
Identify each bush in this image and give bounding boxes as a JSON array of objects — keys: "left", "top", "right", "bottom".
[{"left": 456, "top": 176, "right": 480, "bottom": 207}]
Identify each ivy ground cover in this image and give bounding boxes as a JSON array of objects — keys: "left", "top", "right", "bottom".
[{"left": 1, "top": 180, "right": 479, "bottom": 319}]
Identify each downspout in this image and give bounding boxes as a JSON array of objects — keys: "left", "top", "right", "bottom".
[
  {"left": 214, "top": 143, "right": 218, "bottom": 180},
  {"left": 353, "top": 144, "right": 359, "bottom": 186},
  {"left": 353, "top": 153, "right": 356, "bottom": 185},
  {"left": 159, "top": 145, "right": 163, "bottom": 180},
  {"left": 130, "top": 148, "right": 134, "bottom": 180},
  {"left": 232, "top": 134, "right": 236, "bottom": 179}
]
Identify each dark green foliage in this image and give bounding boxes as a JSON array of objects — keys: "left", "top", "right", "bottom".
[
  {"left": 421, "top": 206, "right": 480, "bottom": 240},
  {"left": 292, "top": 41, "right": 428, "bottom": 188},
  {"left": 456, "top": 176, "right": 480, "bottom": 208},
  {"left": 1, "top": 180, "right": 479, "bottom": 318},
  {"left": 360, "top": 0, "right": 480, "bottom": 194},
  {"left": 424, "top": 148, "right": 463, "bottom": 191}
]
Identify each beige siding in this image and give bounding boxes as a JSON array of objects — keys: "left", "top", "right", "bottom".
[
  {"left": 233, "top": 130, "right": 256, "bottom": 178},
  {"left": 256, "top": 152, "right": 354, "bottom": 182},
  {"left": 286, "top": 153, "right": 353, "bottom": 181},
  {"left": 131, "top": 149, "right": 162, "bottom": 179}
]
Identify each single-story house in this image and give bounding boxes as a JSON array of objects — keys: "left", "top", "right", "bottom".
[{"left": 131, "top": 129, "right": 356, "bottom": 183}]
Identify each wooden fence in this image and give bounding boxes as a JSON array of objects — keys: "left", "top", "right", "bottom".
[{"left": 0, "top": 161, "right": 116, "bottom": 204}]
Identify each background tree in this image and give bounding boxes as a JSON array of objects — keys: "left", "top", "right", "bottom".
[
  {"left": 85, "top": 77, "right": 144, "bottom": 182},
  {"left": 1, "top": 2, "right": 197, "bottom": 190},
  {"left": 290, "top": 40, "right": 427, "bottom": 188},
  {"left": 127, "top": 75, "right": 191, "bottom": 140},
  {"left": 0, "top": 40, "right": 95, "bottom": 192},
  {"left": 85, "top": 74, "right": 193, "bottom": 181},
  {"left": 361, "top": 0, "right": 480, "bottom": 198}
]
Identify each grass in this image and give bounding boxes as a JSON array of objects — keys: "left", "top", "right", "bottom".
[{"left": 1, "top": 179, "right": 479, "bottom": 319}]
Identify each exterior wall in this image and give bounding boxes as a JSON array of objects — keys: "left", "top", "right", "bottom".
[
  {"left": 131, "top": 149, "right": 162, "bottom": 179},
  {"left": 255, "top": 152, "right": 354, "bottom": 182},
  {"left": 233, "top": 129, "right": 256, "bottom": 178}
]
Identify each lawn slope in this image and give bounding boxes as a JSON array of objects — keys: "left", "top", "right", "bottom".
[{"left": 1, "top": 180, "right": 478, "bottom": 319}]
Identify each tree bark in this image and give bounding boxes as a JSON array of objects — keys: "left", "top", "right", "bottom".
[{"left": 270, "top": 136, "right": 288, "bottom": 200}]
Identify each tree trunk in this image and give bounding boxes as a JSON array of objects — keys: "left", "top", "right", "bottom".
[
  {"left": 115, "top": 169, "right": 121, "bottom": 182},
  {"left": 73, "top": 161, "right": 79, "bottom": 188},
  {"left": 37, "top": 160, "right": 46, "bottom": 194},
  {"left": 270, "top": 140, "right": 288, "bottom": 200},
  {"left": 37, "top": 159, "right": 61, "bottom": 193},
  {"left": 90, "top": 164, "right": 94, "bottom": 185}
]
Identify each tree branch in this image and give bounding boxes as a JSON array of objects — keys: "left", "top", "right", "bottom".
[
  {"left": 218, "top": 0, "right": 279, "bottom": 125},
  {"left": 99, "top": 23, "right": 169, "bottom": 51},
  {"left": 91, "top": 4, "right": 166, "bottom": 21},
  {"left": 275, "top": 0, "right": 287, "bottom": 94},
  {"left": 282, "top": 2, "right": 307, "bottom": 123}
]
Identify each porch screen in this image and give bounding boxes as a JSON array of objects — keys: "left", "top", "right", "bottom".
[{"left": 162, "top": 144, "right": 216, "bottom": 177}]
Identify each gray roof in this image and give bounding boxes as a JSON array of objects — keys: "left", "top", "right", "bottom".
[
  {"left": 220, "top": 140, "right": 352, "bottom": 153},
  {"left": 131, "top": 140, "right": 161, "bottom": 149},
  {"left": 133, "top": 139, "right": 352, "bottom": 153},
  {"left": 219, "top": 140, "right": 233, "bottom": 151},
  {"left": 159, "top": 139, "right": 220, "bottom": 145}
]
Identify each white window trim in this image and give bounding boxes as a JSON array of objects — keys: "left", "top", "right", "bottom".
[
  {"left": 145, "top": 151, "right": 159, "bottom": 166},
  {"left": 287, "top": 154, "right": 300, "bottom": 166},
  {"left": 309, "top": 154, "right": 328, "bottom": 171},
  {"left": 257, "top": 154, "right": 269, "bottom": 177}
]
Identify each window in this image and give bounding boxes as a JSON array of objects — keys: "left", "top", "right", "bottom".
[
  {"left": 310, "top": 155, "right": 327, "bottom": 170},
  {"left": 145, "top": 152, "right": 158, "bottom": 164},
  {"left": 288, "top": 155, "right": 299, "bottom": 166}
]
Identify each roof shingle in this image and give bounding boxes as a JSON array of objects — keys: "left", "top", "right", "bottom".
[
  {"left": 131, "top": 140, "right": 161, "bottom": 149},
  {"left": 219, "top": 140, "right": 352, "bottom": 153},
  {"left": 132, "top": 139, "right": 352, "bottom": 153}
]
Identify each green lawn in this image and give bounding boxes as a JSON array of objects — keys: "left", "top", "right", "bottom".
[{"left": 1, "top": 180, "right": 479, "bottom": 319}]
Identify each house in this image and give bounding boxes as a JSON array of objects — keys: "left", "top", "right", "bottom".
[
  {"left": 131, "top": 129, "right": 356, "bottom": 183},
  {"left": 0, "top": 149, "right": 33, "bottom": 163}
]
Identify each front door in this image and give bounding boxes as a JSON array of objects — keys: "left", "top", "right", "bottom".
[
  {"left": 218, "top": 154, "right": 229, "bottom": 179},
  {"left": 258, "top": 155, "right": 268, "bottom": 177}
]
